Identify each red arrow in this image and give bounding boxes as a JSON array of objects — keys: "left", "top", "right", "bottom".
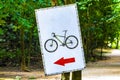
[{"left": 54, "top": 57, "right": 75, "bottom": 66}]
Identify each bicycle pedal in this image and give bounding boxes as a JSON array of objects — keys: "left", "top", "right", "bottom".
[{"left": 60, "top": 44, "right": 65, "bottom": 46}]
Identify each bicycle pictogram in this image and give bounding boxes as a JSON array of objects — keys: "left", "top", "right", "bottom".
[{"left": 44, "top": 30, "right": 79, "bottom": 53}]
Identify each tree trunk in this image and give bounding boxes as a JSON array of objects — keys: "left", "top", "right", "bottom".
[
  {"left": 27, "top": 28, "right": 33, "bottom": 68},
  {"left": 100, "top": 45, "right": 103, "bottom": 59},
  {"left": 116, "top": 35, "right": 119, "bottom": 49},
  {"left": 51, "top": 0, "right": 58, "bottom": 6},
  {"left": 20, "top": 27, "right": 26, "bottom": 71}
]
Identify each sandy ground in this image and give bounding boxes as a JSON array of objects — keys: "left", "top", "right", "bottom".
[
  {"left": 82, "top": 49, "right": 120, "bottom": 80},
  {"left": 0, "top": 49, "right": 120, "bottom": 80},
  {"left": 0, "top": 68, "right": 61, "bottom": 80}
]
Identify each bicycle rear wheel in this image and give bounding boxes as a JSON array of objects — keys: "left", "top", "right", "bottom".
[{"left": 44, "top": 39, "right": 58, "bottom": 53}]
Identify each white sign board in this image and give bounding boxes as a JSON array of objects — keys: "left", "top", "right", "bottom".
[{"left": 35, "top": 4, "right": 85, "bottom": 75}]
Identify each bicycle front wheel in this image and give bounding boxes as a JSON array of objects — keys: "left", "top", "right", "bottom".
[
  {"left": 65, "top": 35, "right": 79, "bottom": 49},
  {"left": 44, "top": 39, "right": 58, "bottom": 53}
]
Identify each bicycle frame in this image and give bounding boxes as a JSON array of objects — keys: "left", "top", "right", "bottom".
[
  {"left": 52, "top": 30, "right": 67, "bottom": 46},
  {"left": 44, "top": 30, "right": 79, "bottom": 52}
]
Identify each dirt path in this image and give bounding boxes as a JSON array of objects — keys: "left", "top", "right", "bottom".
[
  {"left": 0, "top": 49, "right": 120, "bottom": 80},
  {"left": 82, "top": 49, "right": 120, "bottom": 80},
  {"left": 0, "top": 68, "right": 61, "bottom": 80}
]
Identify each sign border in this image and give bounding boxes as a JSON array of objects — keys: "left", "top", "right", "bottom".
[{"left": 35, "top": 3, "right": 86, "bottom": 76}]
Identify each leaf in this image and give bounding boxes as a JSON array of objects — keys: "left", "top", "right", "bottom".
[
  {"left": 18, "top": 17, "right": 32, "bottom": 29},
  {"left": 0, "top": 20, "right": 6, "bottom": 25},
  {"left": 0, "top": 28, "right": 4, "bottom": 35}
]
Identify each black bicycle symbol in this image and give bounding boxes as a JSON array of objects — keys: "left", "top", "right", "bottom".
[{"left": 44, "top": 30, "right": 79, "bottom": 53}]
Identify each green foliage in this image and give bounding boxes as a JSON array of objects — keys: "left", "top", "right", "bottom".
[
  {"left": 0, "top": 0, "right": 120, "bottom": 66},
  {"left": 77, "top": 0, "right": 120, "bottom": 61},
  {"left": 28, "top": 76, "right": 36, "bottom": 80},
  {"left": 0, "top": 28, "right": 4, "bottom": 35},
  {"left": 15, "top": 76, "right": 22, "bottom": 80},
  {"left": 0, "top": 49, "right": 17, "bottom": 67},
  {"left": 0, "top": 0, "right": 47, "bottom": 67}
]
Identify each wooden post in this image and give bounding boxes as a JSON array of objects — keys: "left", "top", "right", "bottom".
[
  {"left": 51, "top": 0, "right": 82, "bottom": 80},
  {"left": 72, "top": 71, "right": 81, "bottom": 80}
]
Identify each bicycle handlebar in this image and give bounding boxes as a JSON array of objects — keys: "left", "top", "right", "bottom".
[{"left": 52, "top": 30, "right": 67, "bottom": 37}]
